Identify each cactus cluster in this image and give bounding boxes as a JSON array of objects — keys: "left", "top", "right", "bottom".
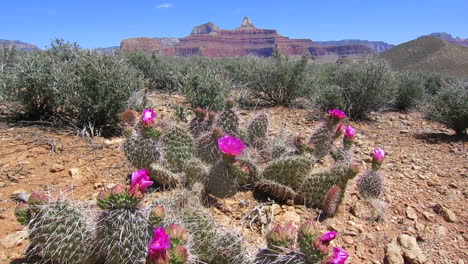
[{"left": 257, "top": 219, "right": 349, "bottom": 264}]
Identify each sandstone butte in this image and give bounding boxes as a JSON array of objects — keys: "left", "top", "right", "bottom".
[{"left": 120, "top": 17, "right": 375, "bottom": 58}]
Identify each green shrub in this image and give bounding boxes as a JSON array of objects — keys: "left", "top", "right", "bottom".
[
  {"left": 322, "top": 56, "right": 396, "bottom": 119},
  {"left": 424, "top": 79, "right": 468, "bottom": 136},
  {"left": 2, "top": 51, "right": 57, "bottom": 119},
  {"left": 178, "top": 66, "right": 230, "bottom": 111},
  {"left": 395, "top": 72, "right": 425, "bottom": 111},
  {"left": 235, "top": 51, "right": 309, "bottom": 106},
  {"left": 55, "top": 50, "right": 144, "bottom": 133},
  {"left": 2, "top": 40, "right": 144, "bottom": 134}
]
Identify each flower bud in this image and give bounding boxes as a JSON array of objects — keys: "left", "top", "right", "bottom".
[
  {"left": 335, "top": 124, "right": 345, "bottom": 138},
  {"left": 171, "top": 245, "right": 188, "bottom": 264},
  {"left": 166, "top": 223, "right": 189, "bottom": 246},
  {"left": 266, "top": 224, "right": 296, "bottom": 249},
  {"left": 149, "top": 206, "right": 166, "bottom": 226},
  {"left": 28, "top": 192, "right": 49, "bottom": 205},
  {"left": 328, "top": 109, "right": 346, "bottom": 122},
  {"left": 194, "top": 107, "right": 208, "bottom": 119},
  {"left": 372, "top": 148, "right": 385, "bottom": 171},
  {"left": 111, "top": 183, "right": 125, "bottom": 195}
]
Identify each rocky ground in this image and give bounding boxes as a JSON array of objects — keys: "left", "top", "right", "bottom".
[{"left": 0, "top": 92, "right": 466, "bottom": 264}]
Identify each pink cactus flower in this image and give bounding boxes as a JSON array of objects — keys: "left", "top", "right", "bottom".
[
  {"left": 218, "top": 135, "right": 246, "bottom": 157},
  {"left": 141, "top": 109, "right": 157, "bottom": 126},
  {"left": 321, "top": 231, "right": 338, "bottom": 243},
  {"left": 344, "top": 126, "right": 355, "bottom": 140},
  {"left": 130, "top": 169, "right": 153, "bottom": 192},
  {"left": 328, "top": 109, "right": 346, "bottom": 120},
  {"left": 148, "top": 228, "right": 172, "bottom": 260},
  {"left": 373, "top": 148, "right": 386, "bottom": 163},
  {"left": 327, "top": 247, "right": 349, "bottom": 264}
]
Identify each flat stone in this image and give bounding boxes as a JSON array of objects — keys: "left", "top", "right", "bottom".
[
  {"left": 386, "top": 240, "right": 404, "bottom": 264},
  {"left": 0, "top": 231, "right": 25, "bottom": 248},
  {"left": 69, "top": 168, "right": 82, "bottom": 180},
  {"left": 406, "top": 206, "right": 418, "bottom": 221},
  {"left": 398, "top": 234, "right": 428, "bottom": 264},
  {"left": 433, "top": 203, "right": 458, "bottom": 222},
  {"left": 50, "top": 163, "right": 65, "bottom": 173}
]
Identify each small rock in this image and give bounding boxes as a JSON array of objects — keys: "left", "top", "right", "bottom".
[
  {"left": 434, "top": 226, "right": 447, "bottom": 236},
  {"left": 0, "top": 231, "right": 25, "bottom": 248},
  {"left": 342, "top": 236, "right": 354, "bottom": 244},
  {"left": 433, "top": 204, "right": 457, "bottom": 222},
  {"left": 0, "top": 182, "right": 5, "bottom": 188},
  {"left": 50, "top": 163, "right": 65, "bottom": 173},
  {"left": 406, "top": 206, "right": 418, "bottom": 221},
  {"left": 398, "top": 234, "right": 428, "bottom": 264},
  {"left": 69, "top": 168, "right": 82, "bottom": 180},
  {"left": 386, "top": 240, "right": 404, "bottom": 264}
]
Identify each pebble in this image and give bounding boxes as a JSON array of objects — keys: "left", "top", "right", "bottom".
[
  {"left": 386, "top": 240, "right": 404, "bottom": 264},
  {"left": 434, "top": 226, "right": 447, "bottom": 236},
  {"left": 0, "top": 231, "right": 25, "bottom": 248},
  {"left": 433, "top": 203, "right": 458, "bottom": 222},
  {"left": 50, "top": 163, "right": 65, "bottom": 172},
  {"left": 69, "top": 168, "right": 82, "bottom": 180},
  {"left": 406, "top": 206, "right": 418, "bottom": 221}
]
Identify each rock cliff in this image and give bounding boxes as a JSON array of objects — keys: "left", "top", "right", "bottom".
[{"left": 119, "top": 17, "right": 374, "bottom": 59}]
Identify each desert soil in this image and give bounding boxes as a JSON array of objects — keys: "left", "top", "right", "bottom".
[{"left": 0, "top": 91, "right": 466, "bottom": 264}]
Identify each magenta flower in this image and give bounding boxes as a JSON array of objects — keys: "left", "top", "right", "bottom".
[
  {"left": 148, "top": 228, "right": 171, "bottom": 260},
  {"left": 327, "top": 247, "right": 349, "bottom": 264},
  {"left": 372, "top": 148, "right": 386, "bottom": 163},
  {"left": 141, "top": 109, "right": 157, "bottom": 126},
  {"left": 328, "top": 109, "right": 346, "bottom": 120},
  {"left": 218, "top": 135, "right": 246, "bottom": 157},
  {"left": 344, "top": 126, "right": 355, "bottom": 140},
  {"left": 321, "top": 231, "right": 338, "bottom": 243},
  {"left": 130, "top": 169, "right": 153, "bottom": 192}
]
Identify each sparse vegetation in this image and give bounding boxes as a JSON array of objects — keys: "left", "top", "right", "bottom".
[
  {"left": 423, "top": 79, "right": 468, "bottom": 136},
  {"left": 395, "top": 72, "right": 425, "bottom": 111}
]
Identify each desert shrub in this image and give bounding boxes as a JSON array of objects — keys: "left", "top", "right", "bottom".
[
  {"left": 1, "top": 51, "right": 57, "bottom": 119},
  {"left": 321, "top": 56, "right": 396, "bottom": 119},
  {"left": 395, "top": 72, "right": 425, "bottom": 111},
  {"left": 423, "top": 79, "right": 468, "bottom": 136},
  {"left": 125, "top": 53, "right": 191, "bottom": 90},
  {"left": 417, "top": 72, "right": 445, "bottom": 96},
  {"left": 55, "top": 50, "right": 144, "bottom": 133},
  {"left": 178, "top": 66, "right": 231, "bottom": 111},
  {"left": 234, "top": 51, "right": 309, "bottom": 106},
  {"left": 3, "top": 40, "right": 143, "bottom": 133}
]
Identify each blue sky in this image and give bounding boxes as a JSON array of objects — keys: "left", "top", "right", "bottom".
[{"left": 1, "top": 0, "right": 467, "bottom": 49}]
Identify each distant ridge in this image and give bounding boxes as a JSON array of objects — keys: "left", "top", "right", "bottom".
[
  {"left": 380, "top": 36, "right": 468, "bottom": 77},
  {"left": 428, "top": 32, "right": 468, "bottom": 47},
  {"left": 0, "top": 39, "right": 40, "bottom": 52},
  {"left": 315, "top": 40, "right": 394, "bottom": 53}
]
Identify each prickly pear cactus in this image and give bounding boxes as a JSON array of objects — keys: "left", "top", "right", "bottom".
[
  {"left": 300, "top": 164, "right": 358, "bottom": 208},
  {"left": 205, "top": 160, "right": 239, "bottom": 198},
  {"left": 96, "top": 208, "right": 152, "bottom": 264},
  {"left": 188, "top": 107, "right": 211, "bottom": 138},
  {"left": 28, "top": 201, "right": 96, "bottom": 264},
  {"left": 215, "top": 108, "right": 239, "bottom": 137},
  {"left": 254, "top": 179, "right": 301, "bottom": 203},
  {"left": 183, "top": 157, "right": 208, "bottom": 186},
  {"left": 322, "top": 185, "right": 343, "bottom": 217},
  {"left": 123, "top": 135, "right": 162, "bottom": 169},
  {"left": 160, "top": 124, "right": 195, "bottom": 171},
  {"left": 262, "top": 155, "right": 315, "bottom": 190},
  {"left": 244, "top": 112, "right": 268, "bottom": 148},
  {"left": 309, "top": 122, "right": 336, "bottom": 160},
  {"left": 148, "top": 162, "right": 182, "bottom": 188},
  {"left": 196, "top": 128, "right": 223, "bottom": 164},
  {"left": 179, "top": 208, "right": 250, "bottom": 264}
]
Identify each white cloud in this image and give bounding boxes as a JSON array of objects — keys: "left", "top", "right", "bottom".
[{"left": 155, "top": 3, "right": 172, "bottom": 9}]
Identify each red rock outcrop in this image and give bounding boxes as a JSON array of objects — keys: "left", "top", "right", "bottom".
[{"left": 120, "top": 17, "right": 374, "bottom": 58}]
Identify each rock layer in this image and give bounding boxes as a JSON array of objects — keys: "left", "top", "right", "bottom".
[{"left": 119, "top": 17, "right": 374, "bottom": 58}]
